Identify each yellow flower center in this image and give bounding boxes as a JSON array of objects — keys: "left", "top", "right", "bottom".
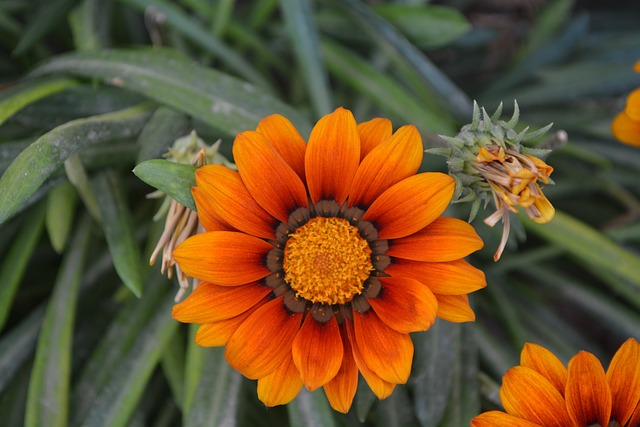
[{"left": 283, "top": 217, "right": 373, "bottom": 305}]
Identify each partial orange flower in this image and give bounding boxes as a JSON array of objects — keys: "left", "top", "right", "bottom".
[
  {"left": 471, "top": 338, "right": 640, "bottom": 427},
  {"left": 612, "top": 60, "right": 640, "bottom": 147},
  {"left": 171, "top": 107, "right": 486, "bottom": 413}
]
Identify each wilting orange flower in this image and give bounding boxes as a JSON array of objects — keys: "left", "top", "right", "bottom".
[
  {"left": 612, "top": 61, "right": 640, "bottom": 147},
  {"left": 171, "top": 107, "right": 486, "bottom": 412},
  {"left": 471, "top": 338, "right": 640, "bottom": 427},
  {"left": 475, "top": 144, "right": 555, "bottom": 261}
]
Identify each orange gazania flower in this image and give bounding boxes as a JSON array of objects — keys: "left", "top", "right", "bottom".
[
  {"left": 171, "top": 107, "right": 486, "bottom": 413},
  {"left": 612, "top": 61, "right": 640, "bottom": 147},
  {"left": 471, "top": 338, "right": 640, "bottom": 427}
]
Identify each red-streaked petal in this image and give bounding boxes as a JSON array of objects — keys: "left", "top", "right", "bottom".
[
  {"left": 349, "top": 125, "right": 423, "bottom": 208},
  {"left": 352, "top": 309, "right": 413, "bottom": 384},
  {"left": 225, "top": 296, "right": 302, "bottom": 379},
  {"left": 233, "top": 130, "right": 308, "bottom": 222},
  {"left": 256, "top": 114, "right": 307, "bottom": 181},
  {"left": 305, "top": 107, "right": 360, "bottom": 205},
  {"left": 607, "top": 338, "right": 640, "bottom": 425},
  {"left": 387, "top": 217, "right": 484, "bottom": 262},
  {"left": 195, "top": 165, "right": 276, "bottom": 239},
  {"left": 386, "top": 258, "right": 486, "bottom": 295},
  {"left": 292, "top": 315, "right": 343, "bottom": 391},
  {"left": 257, "top": 353, "right": 303, "bottom": 407},
  {"left": 358, "top": 117, "right": 392, "bottom": 160},
  {"left": 565, "top": 351, "right": 611, "bottom": 427},
  {"left": 611, "top": 111, "right": 640, "bottom": 147},
  {"left": 323, "top": 327, "right": 358, "bottom": 413},
  {"left": 173, "top": 231, "right": 272, "bottom": 286},
  {"left": 193, "top": 187, "right": 235, "bottom": 232},
  {"left": 471, "top": 411, "right": 544, "bottom": 427},
  {"left": 362, "top": 173, "right": 455, "bottom": 239},
  {"left": 520, "top": 343, "right": 568, "bottom": 397},
  {"left": 435, "top": 294, "right": 476, "bottom": 322},
  {"left": 368, "top": 276, "right": 437, "bottom": 334},
  {"left": 501, "top": 366, "right": 572, "bottom": 427},
  {"left": 344, "top": 319, "right": 395, "bottom": 399},
  {"left": 172, "top": 282, "right": 271, "bottom": 323},
  {"left": 194, "top": 311, "right": 253, "bottom": 347}
]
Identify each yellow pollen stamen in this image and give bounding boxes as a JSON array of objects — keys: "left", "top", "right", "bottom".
[{"left": 283, "top": 217, "right": 373, "bottom": 305}]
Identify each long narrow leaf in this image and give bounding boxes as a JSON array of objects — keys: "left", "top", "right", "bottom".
[
  {"left": 0, "top": 77, "right": 78, "bottom": 126},
  {"left": 28, "top": 49, "right": 311, "bottom": 137},
  {"left": 78, "top": 292, "right": 178, "bottom": 427},
  {"left": 93, "top": 171, "right": 144, "bottom": 297},
  {"left": 0, "top": 103, "right": 154, "bottom": 224},
  {"left": 133, "top": 160, "right": 197, "bottom": 211},
  {"left": 288, "top": 389, "right": 337, "bottom": 427},
  {"left": 279, "top": 0, "right": 332, "bottom": 117},
  {"left": 0, "top": 202, "right": 46, "bottom": 331},
  {"left": 25, "top": 215, "right": 92, "bottom": 427}
]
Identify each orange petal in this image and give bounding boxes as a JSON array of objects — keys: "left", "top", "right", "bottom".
[
  {"left": 386, "top": 258, "right": 486, "bottom": 295},
  {"left": 628, "top": 402, "right": 640, "bottom": 427},
  {"left": 500, "top": 366, "right": 572, "bottom": 427},
  {"left": 323, "top": 326, "right": 358, "bottom": 413},
  {"left": 349, "top": 125, "right": 423, "bottom": 208},
  {"left": 529, "top": 188, "right": 555, "bottom": 224},
  {"left": 625, "top": 88, "right": 640, "bottom": 121},
  {"left": 344, "top": 319, "right": 395, "bottom": 399},
  {"left": 233, "top": 130, "right": 308, "bottom": 222},
  {"left": 565, "top": 351, "right": 611, "bottom": 427},
  {"left": 225, "top": 296, "right": 302, "bottom": 379},
  {"left": 362, "top": 172, "right": 455, "bottom": 239},
  {"left": 520, "top": 343, "right": 568, "bottom": 397},
  {"left": 471, "top": 411, "right": 544, "bottom": 427},
  {"left": 352, "top": 309, "right": 413, "bottom": 384},
  {"left": 305, "top": 107, "right": 360, "bottom": 205},
  {"left": 387, "top": 217, "right": 484, "bottom": 262},
  {"left": 358, "top": 117, "right": 392, "bottom": 160},
  {"left": 607, "top": 338, "right": 640, "bottom": 425},
  {"left": 193, "top": 187, "right": 235, "bottom": 232},
  {"left": 368, "top": 276, "right": 437, "bottom": 334},
  {"left": 194, "top": 311, "right": 253, "bottom": 347},
  {"left": 173, "top": 231, "right": 272, "bottom": 286},
  {"left": 611, "top": 111, "right": 640, "bottom": 147},
  {"left": 172, "top": 282, "right": 271, "bottom": 323},
  {"left": 257, "top": 353, "right": 303, "bottom": 407},
  {"left": 256, "top": 114, "right": 307, "bottom": 181},
  {"left": 195, "top": 165, "right": 276, "bottom": 239},
  {"left": 434, "top": 294, "right": 476, "bottom": 322},
  {"left": 292, "top": 315, "right": 343, "bottom": 391}
]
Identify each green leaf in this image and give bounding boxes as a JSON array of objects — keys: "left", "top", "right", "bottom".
[
  {"left": 64, "top": 155, "right": 102, "bottom": 223},
  {"left": 288, "top": 389, "right": 337, "bottom": 427},
  {"left": 77, "top": 292, "right": 178, "bottom": 427},
  {"left": 0, "top": 202, "right": 46, "bottom": 332},
  {"left": 93, "top": 171, "right": 144, "bottom": 298},
  {"left": 0, "top": 77, "right": 79, "bottom": 126},
  {"left": 322, "top": 41, "right": 456, "bottom": 135},
  {"left": 183, "top": 325, "right": 205, "bottom": 416},
  {"left": 29, "top": 48, "right": 311, "bottom": 137},
  {"left": 25, "top": 215, "right": 92, "bottom": 427},
  {"left": 133, "top": 160, "right": 197, "bottom": 211},
  {"left": 183, "top": 347, "right": 243, "bottom": 427},
  {"left": 12, "top": 0, "right": 76, "bottom": 55},
  {"left": 523, "top": 210, "right": 640, "bottom": 303},
  {"left": 136, "top": 107, "right": 190, "bottom": 163},
  {"left": 0, "top": 103, "right": 154, "bottom": 224},
  {"left": 339, "top": 0, "right": 472, "bottom": 120},
  {"left": 161, "top": 329, "right": 186, "bottom": 411},
  {"left": 279, "top": 0, "right": 332, "bottom": 117},
  {"left": 70, "top": 274, "right": 168, "bottom": 426},
  {"left": 410, "top": 320, "right": 460, "bottom": 427},
  {"left": 119, "top": 0, "right": 272, "bottom": 90},
  {"left": 373, "top": 4, "right": 471, "bottom": 49},
  {"left": 46, "top": 182, "right": 78, "bottom": 253}
]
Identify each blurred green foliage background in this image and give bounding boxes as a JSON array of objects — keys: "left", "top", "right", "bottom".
[{"left": 0, "top": 0, "right": 639, "bottom": 426}]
